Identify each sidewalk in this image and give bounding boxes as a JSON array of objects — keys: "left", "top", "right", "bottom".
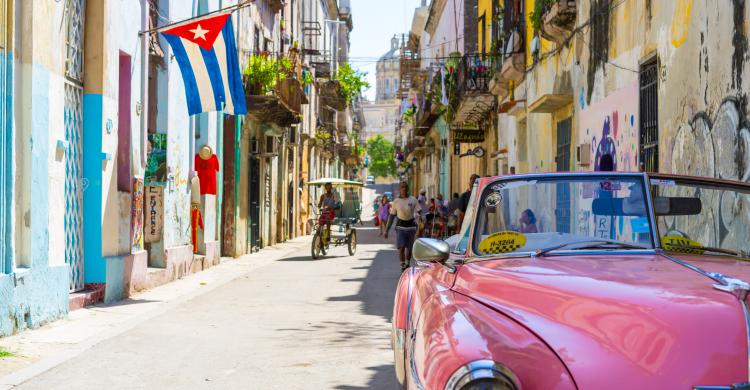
[{"left": 0, "top": 236, "right": 311, "bottom": 389}]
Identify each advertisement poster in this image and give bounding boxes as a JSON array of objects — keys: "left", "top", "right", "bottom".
[
  {"left": 145, "top": 133, "right": 167, "bottom": 184},
  {"left": 145, "top": 186, "right": 164, "bottom": 243},
  {"left": 131, "top": 178, "right": 144, "bottom": 252}
]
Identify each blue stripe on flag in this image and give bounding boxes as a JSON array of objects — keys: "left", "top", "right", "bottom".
[
  {"left": 222, "top": 18, "right": 247, "bottom": 115},
  {"left": 200, "top": 46, "right": 226, "bottom": 112},
  {"left": 163, "top": 34, "right": 202, "bottom": 115}
]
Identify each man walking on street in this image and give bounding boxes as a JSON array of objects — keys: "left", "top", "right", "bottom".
[
  {"left": 385, "top": 181, "right": 422, "bottom": 271},
  {"left": 457, "top": 174, "right": 480, "bottom": 229}
]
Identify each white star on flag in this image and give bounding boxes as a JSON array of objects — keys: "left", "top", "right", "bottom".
[{"left": 190, "top": 24, "right": 209, "bottom": 40}]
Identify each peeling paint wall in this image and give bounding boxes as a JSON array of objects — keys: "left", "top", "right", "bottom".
[{"left": 2, "top": 1, "right": 71, "bottom": 337}]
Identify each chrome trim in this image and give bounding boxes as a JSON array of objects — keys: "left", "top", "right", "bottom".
[
  {"left": 409, "top": 331, "right": 426, "bottom": 390},
  {"left": 641, "top": 172, "right": 662, "bottom": 248},
  {"left": 468, "top": 249, "right": 659, "bottom": 262},
  {"left": 444, "top": 360, "right": 521, "bottom": 390},
  {"left": 392, "top": 327, "right": 406, "bottom": 386}
]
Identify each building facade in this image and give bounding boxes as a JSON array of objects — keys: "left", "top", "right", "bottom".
[{"left": 1, "top": 0, "right": 361, "bottom": 337}]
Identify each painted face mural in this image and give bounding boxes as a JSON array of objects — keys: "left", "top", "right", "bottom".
[{"left": 594, "top": 116, "right": 617, "bottom": 172}]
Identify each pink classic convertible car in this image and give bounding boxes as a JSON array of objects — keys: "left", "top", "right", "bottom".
[{"left": 392, "top": 172, "right": 750, "bottom": 390}]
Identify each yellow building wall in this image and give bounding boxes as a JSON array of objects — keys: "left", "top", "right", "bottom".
[{"left": 477, "top": 0, "right": 494, "bottom": 54}]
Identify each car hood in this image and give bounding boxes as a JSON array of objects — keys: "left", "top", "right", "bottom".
[{"left": 452, "top": 253, "right": 750, "bottom": 389}]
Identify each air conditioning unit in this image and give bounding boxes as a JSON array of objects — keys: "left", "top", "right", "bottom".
[{"left": 263, "top": 136, "right": 279, "bottom": 156}]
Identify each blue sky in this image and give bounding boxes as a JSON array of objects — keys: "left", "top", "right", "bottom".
[{"left": 349, "top": 0, "right": 424, "bottom": 101}]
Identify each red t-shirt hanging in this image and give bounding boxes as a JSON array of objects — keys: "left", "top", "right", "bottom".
[{"left": 195, "top": 154, "right": 219, "bottom": 195}]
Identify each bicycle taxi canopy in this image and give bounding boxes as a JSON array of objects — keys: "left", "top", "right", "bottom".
[{"left": 307, "top": 178, "right": 363, "bottom": 224}]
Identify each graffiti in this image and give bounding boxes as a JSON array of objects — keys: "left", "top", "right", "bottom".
[
  {"left": 670, "top": 0, "right": 693, "bottom": 48},
  {"left": 131, "top": 178, "right": 144, "bottom": 252},
  {"left": 579, "top": 82, "right": 639, "bottom": 172},
  {"left": 145, "top": 186, "right": 164, "bottom": 244},
  {"left": 667, "top": 98, "right": 750, "bottom": 252},
  {"left": 145, "top": 133, "right": 167, "bottom": 185}
]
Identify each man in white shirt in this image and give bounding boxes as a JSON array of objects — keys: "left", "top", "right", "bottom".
[{"left": 385, "top": 181, "right": 422, "bottom": 271}]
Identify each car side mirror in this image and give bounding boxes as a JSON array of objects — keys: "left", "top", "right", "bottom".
[{"left": 413, "top": 238, "right": 450, "bottom": 263}]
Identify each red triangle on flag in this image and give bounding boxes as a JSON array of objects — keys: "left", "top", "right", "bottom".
[{"left": 162, "top": 13, "right": 230, "bottom": 51}]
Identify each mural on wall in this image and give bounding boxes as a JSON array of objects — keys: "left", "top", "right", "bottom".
[
  {"left": 131, "top": 178, "right": 144, "bottom": 252},
  {"left": 665, "top": 98, "right": 750, "bottom": 253},
  {"left": 578, "top": 82, "right": 640, "bottom": 172},
  {"left": 145, "top": 133, "right": 167, "bottom": 185}
]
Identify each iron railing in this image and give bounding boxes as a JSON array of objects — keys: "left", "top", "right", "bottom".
[
  {"left": 639, "top": 60, "right": 659, "bottom": 172},
  {"left": 457, "top": 53, "right": 492, "bottom": 100}
]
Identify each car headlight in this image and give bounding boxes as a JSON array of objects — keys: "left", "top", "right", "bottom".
[{"left": 444, "top": 360, "right": 520, "bottom": 390}]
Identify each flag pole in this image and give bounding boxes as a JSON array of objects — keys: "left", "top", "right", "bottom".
[{"left": 138, "top": 0, "right": 255, "bottom": 36}]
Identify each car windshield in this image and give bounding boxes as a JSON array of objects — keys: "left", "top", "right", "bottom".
[
  {"left": 473, "top": 176, "right": 654, "bottom": 256},
  {"left": 651, "top": 177, "right": 750, "bottom": 258}
]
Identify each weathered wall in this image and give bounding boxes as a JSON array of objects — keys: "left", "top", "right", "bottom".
[
  {"left": 2, "top": 0, "right": 70, "bottom": 336},
  {"left": 575, "top": 0, "right": 750, "bottom": 177}
]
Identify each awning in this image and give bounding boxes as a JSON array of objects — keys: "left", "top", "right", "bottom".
[{"left": 307, "top": 178, "right": 364, "bottom": 187}]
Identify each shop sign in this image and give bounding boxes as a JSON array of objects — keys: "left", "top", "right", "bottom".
[
  {"left": 451, "top": 126, "right": 485, "bottom": 143},
  {"left": 145, "top": 186, "right": 164, "bottom": 243}
]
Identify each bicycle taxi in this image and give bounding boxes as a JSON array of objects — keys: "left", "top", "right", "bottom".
[{"left": 307, "top": 178, "right": 363, "bottom": 259}]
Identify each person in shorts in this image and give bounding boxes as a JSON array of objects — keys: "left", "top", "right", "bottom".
[{"left": 384, "top": 181, "right": 422, "bottom": 271}]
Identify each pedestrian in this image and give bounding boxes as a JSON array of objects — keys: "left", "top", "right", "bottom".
[
  {"left": 377, "top": 195, "right": 391, "bottom": 236},
  {"left": 457, "top": 174, "right": 480, "bottom": 229},
  {"left": 447, "top": 192, "right": 461, "bottom": 234},
  {"left": 385, "top": 181, "right": 423, "bottom": 272},
  {"left": 417, "top": 189, "right": 428, "bottom": 218}
]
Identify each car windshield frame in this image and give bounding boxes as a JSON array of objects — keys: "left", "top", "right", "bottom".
[
  {"left": 648, "top": 173, "right": 750, "bottom": 259},
  {"left": 469, "top": 172, "right": 659, "bottom": 258}
]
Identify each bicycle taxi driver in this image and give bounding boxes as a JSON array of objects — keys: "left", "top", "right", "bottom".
[{"left": 318, "top": 183, "right": 341, "bottom": 238}]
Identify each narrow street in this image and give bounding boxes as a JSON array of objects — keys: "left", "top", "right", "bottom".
[{"left": 8, "top": 185, "right": 400, "bottom": 390}]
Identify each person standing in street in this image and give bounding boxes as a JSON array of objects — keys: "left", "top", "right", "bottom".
[
  {"left": 385, "top": 181, "right": 422, "bottom": 271},
  {"left": 457, "top": 174, "right": 480, "bottom": 229},
  {"left": 377, "top": 195, "right": 391, "bottom": 237},
  {"left": 447, "top": 192, "right": 461, "bottom": 235}
]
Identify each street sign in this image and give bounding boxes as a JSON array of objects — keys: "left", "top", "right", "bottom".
[{"left": 451, "top": 127, "right": 485, "bottom": 143}]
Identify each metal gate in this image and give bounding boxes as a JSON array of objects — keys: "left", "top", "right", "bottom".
[
  {"left": 64, "top": 0, "right": 85, "bottom": 292},
  {"left": 555, "top": 118, "right": 572, "bottom": 234},
  {"left": 639, "top": 59, "right": 659, "bottom": 172}
]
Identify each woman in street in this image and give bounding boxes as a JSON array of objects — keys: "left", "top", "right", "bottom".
[
  {"left": 377, "top": 195, "right": 391, "bottom": 237},
  {"left": 384, "top": 181, "right": 422, "bottom": 271}
]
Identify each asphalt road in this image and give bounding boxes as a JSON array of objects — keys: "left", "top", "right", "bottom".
[{"left": 17, "top": 184, "right": 402, "bottom": 390}]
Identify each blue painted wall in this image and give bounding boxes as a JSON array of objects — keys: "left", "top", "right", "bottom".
[
  {"left": 1, "top": 51, "right": 13, "bottom": 274},
  {"left": 82, "top": 94, "right": 105, "bottom": 283},
  {"left": 0, "top": 63, "right": 69, "bottom": 337}
]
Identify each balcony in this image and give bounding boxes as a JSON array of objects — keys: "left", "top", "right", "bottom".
[
  {"left": 499, "top": 28, "right": 526, "bottom": 85},
  {"left": 452, "top": 54, "right": 495, "bottom": 125},
  {"left": 266, "top": 0, "right": 285, "bottom": 14},
  {"left": 540, "top": 0, "right": 577, "bottom": 45},
  {"left": 318, "top": 80, "right": 347, "bottom": 111},
  {"left": 245, "top": 77, "right": 307, "bottom": 128}
]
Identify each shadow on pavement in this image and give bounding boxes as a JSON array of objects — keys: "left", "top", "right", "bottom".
[
  {"left": 327, "top": 220, "right": 401, "bottom": 323},
  {"left": 334, "top": 364, "right": 398, "bottom": 389}
]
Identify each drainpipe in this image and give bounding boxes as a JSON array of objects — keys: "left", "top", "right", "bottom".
[{"left": 140, "top": 0, "right": 149, "bottom": 168}]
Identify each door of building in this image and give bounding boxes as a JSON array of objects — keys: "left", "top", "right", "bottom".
[
  {"left": 248, "top": 156, "right": 260, "bottom": 252},
  {"left": 64, "top": 0, "right": 86, "bottom": 292},
  {"left": 555, "top": 118, "right": 572, "bottom": 234}
]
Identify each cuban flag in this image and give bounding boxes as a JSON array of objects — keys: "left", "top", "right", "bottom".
[{"left": 161, "top": 13, "right": 247, "bottom": 116}]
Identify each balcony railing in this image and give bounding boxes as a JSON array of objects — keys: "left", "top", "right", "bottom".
[{"left": 457, "top": 53, "right": 492, "bottom": 99}]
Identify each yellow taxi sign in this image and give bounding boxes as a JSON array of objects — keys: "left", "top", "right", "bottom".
[
  {"left": 479, "top": 231, "right": 527, "bottom": 254},
  {"left": 662, "top": 235, "right": 705, "bottom": 255}
]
